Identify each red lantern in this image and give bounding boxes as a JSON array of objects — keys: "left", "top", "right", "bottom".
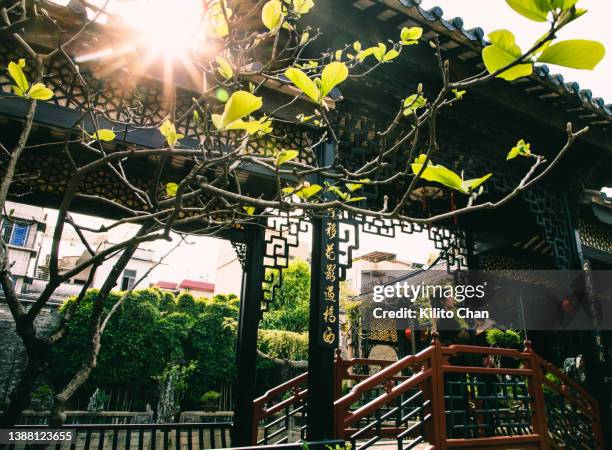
[{"left": 404, "top": 328, "right": 412, "bottom": 339}]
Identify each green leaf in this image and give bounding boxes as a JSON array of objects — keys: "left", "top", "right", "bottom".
[
  {"left": 292, "top": 0, "right": 314, "bottom": 14},
  {"left": 346, "top": 196, "right": 366, "bottom": 203},
  {"left": 214, "top": 91, "right": 263, "bottom": 129},
  {"left": 300, "top": 32, "right": 310, "bottom": 46},
  {"left": 411, "top": 155, "right": 464, "bottom": 192},
  {"left": 166, "top": 183, "right": 179, "bottom": 197},
  {"left": 8, "top": 61, "right": 28, "bottom": 95},
  {"left": 505, "top": 0, "right": 549, "bottom": 21},
  {"left": 262, "top": 0, "right": 284, "bottom": 31},
  {"left": 482, "top": 30, "right": 533, "bottom": 81},
  {"left": 353, "top": 41, "right": 362, "bottom": 52},
  {"left": 452, "top": 89, "right": 466, "bottom": 100},
  {"left": 326, "top": 184, "right": 349, "bottom": 201},
  {"left": 403, "top": 94, "right": 427, "bottom": 116},
  {"left": 27, "top": 83, "right": 53, "bottom": 100},
  {"left": 276, "top": 149, "right": 299, "bottom": 166},
  {"left": 193, "top": 110, "right": 200, "bottom": 123},
  {"left": 297, "top": 184, "right": 322, "bottom": 199},
  {"left": 383, "top": 49, "right": 399, "bottom": 62},
  {"left": 285, "top": 67, "right": 320, "bottom": 103},
  {"left": 225, "top": 118, "right": 272, "bottom": 135},
  {"left": 216, "top": 56, "right": 234, "bottom": 80},
  {"left": 461, "top": 173, "right": 492, "bottom": 193},
  {"left": 537, "top": 40, "right": 605, "bottom": 70},
  {"left": 159, "top": 120, "right": 184, "bottom": 146},
  {"left": 357, "top": 43, "right": 386, "bottom": 63},
  {"left": 400, "top": 27, "right": 423, "bottom": 43},
  {"left": 244, "top": 206, "right": 255, "bottom": 215},
  {"left": 91, "top": 129, "right": 116, "bottom": 141},
  {"left": 346, "top": 178, "right": 370, "bottom": 192},
  {"left": 507, "top": 139, "right": 532, "bottom": 160},
  {"left": 320, "top": 62, "right": 348, "bottom": 98},
  {"left": 551, "top": 0, "right": 578, "bottom": 10}
]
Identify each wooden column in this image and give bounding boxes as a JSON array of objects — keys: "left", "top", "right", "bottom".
[
  {"left": 307, "top": 142, "right": 340, "bottom": 440},
  {"left": 232, "top": 226, "right": 266, "bottom": 446}
]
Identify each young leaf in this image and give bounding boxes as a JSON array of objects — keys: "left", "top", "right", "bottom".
[
  {"left": 452, "top": 89, "right": 466, "bottom": 100},
  {"left": 262, "top": 0, "right": 284, "bottom": 32},
  {"left": 505, "top": 0, "right": 549, "bottom": 22},
  {"left": 292, "top": 0, "right": 314, "bottom": 14},
  {"left": 8, "top": 61, "right": 28, "bottom": 96},
  {"left": 320, "top": 62, "right": 348, "bottom": 98},
  {"left": 214, "top": 91, "right": 263, "bottom": 129},
  {"left": 326, "top": 184, "right": 349, "bottom": 201},
  {"left": 537, "top": 40, "right": 605, "bottom": 70},
  {"left": 411, "top": 155, "right": 464, "bottom": 192},
  {"left": 209, "top": 1, "right": 233, "bottom": 37},
  {"left": 507, "top": 139, "right": 532, "bottom": 160},
  {"left": 346, "top": 196, "right": 366, "bottom": 203},
  {"left": 403, "top": 94, "right": 427, "bottom": 116},
  {"left": 91, "top": 129, "right": 116, "bottom": 142},
  {"left": 244, "top": 206, "right": 255, "bottom": 215},
  {"left": 346, "top": 178, "right": 370, "bottom": 192},
  {"left": 193, "top": 110, "right": 200, "bottom": 123},
  {"left": 400, "top": 26, "right": 423, "bottom": 43},
  {"left": 276, "top": 149, "right": 299, "bottom": 166},
  {"left": 297, "top": 184, "right": 322, "bottom": 199},
  {"left": 285, "top": 67, "right": 320, "bottom": 103},
  {"left": 27, "top": 83, "right": 53, "bottom": 100},
  {"left": 216, "top": 56, "right": 234, "bottom": 80},
  {"left": 461, "top": 173, "right": 492, "bottom": 193},
  {"left": 300, "top": 32, "right": 310, "bottom": 46},
  {"left": 482, "top": 30, "right": 533, "bottom": 81},
  {"left": 166, "top": 183, "right": 179, "bottom": 197},
  {"left": 383, "top": 49, "right": 399, "bottom": 62},
  {"left": 159, "top": 120, "right": 184, "bottom": 146}
]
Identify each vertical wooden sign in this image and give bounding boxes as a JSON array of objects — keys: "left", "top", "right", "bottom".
[{"left": 317, "top": 213, "right": 340, "bottom": 347}]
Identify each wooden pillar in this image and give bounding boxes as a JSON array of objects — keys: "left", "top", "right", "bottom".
[
  {"left": 307, "top": 217, "right": 337, "bottom": 440},
  {"left": 232, "top": 226, "right": 265, "bottom": 446},
  {"left": 307, "top": 142, "right": 340, "bottom": 440}
]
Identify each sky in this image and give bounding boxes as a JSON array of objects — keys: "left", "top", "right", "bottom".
[{"left": 420, "top": 0, "right": 612, "bottom": 100}]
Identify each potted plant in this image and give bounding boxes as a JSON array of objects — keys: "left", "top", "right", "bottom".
[{"left": 200, "top": 391, "right": 221, "bottom": 412}]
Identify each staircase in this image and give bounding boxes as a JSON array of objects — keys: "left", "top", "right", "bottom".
[{"left": 252, "top": 339, "right": 604, "bottom": 450}]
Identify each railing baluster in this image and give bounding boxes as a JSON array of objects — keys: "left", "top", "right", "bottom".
[
  {"left": 97, "top": 429, "right": 105, "bottom": 450},
  {"left": 150, "top": 426, "right": 156, "bottom": 450},
  {"left": 175, "top": 426, "right": 180, "bottom": 450}
]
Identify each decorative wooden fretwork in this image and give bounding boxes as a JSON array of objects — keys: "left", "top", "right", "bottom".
[{"left": 579, "top": 218, "right": 612, "bottom": 254}]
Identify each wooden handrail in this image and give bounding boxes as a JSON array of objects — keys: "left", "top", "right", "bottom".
[{"left": 251, "top": 341, "right": 604, "bottom": 449}]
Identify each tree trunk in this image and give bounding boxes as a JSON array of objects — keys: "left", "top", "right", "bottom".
[{"left": 47, "top": 223, "right": 153, "bottom": 428}]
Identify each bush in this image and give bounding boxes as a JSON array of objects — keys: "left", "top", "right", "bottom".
[
  {"left": 261, "top": 259, "right": 310, "bottom": 332},
  {"left": 258, "top": 329, "right": 308, "bottom": 361},
  {"left": 159, "top": 291, "right": 176, "bottom": 313},
  {"left": 51, "top": 288, "right": 240, "bottom": 410},
  {"left": 485, "top": 329, "right": 522, "bottom": 349}
]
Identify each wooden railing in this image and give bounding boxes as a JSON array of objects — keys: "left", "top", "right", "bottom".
[
  {"left": 252, "top": 338, "right": 604, "bottom": 450},
  {"left": 9, "top": 421, "right": 232, "bottom": 450}
]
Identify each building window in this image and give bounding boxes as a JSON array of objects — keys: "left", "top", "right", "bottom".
[
  {"left": 121, "top": 269, "right": 137, "bottom": 291},
  {"left": 1, "top": 219, "right": 30, "bottom": 247}
]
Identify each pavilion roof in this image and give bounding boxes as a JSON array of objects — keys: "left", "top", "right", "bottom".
[{"left": 349, "top": 0, "right": 611, "bottom": 126}]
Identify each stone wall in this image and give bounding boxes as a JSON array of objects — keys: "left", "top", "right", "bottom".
[{"left": 0, "top": 296, "right": 62, "bottom": 406}]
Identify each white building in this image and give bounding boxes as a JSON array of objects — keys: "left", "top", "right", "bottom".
[{"left": 0, "top": 201, "right": 47, "bottom": 294}]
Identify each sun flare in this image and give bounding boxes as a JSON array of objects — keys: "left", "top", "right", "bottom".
[{"left": 117, "top": 0, "right": 206, "bottom": 58}]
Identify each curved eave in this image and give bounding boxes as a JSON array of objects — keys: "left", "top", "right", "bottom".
[{"left": 354, "top": 0, "right": 611, "bottom": 128}]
